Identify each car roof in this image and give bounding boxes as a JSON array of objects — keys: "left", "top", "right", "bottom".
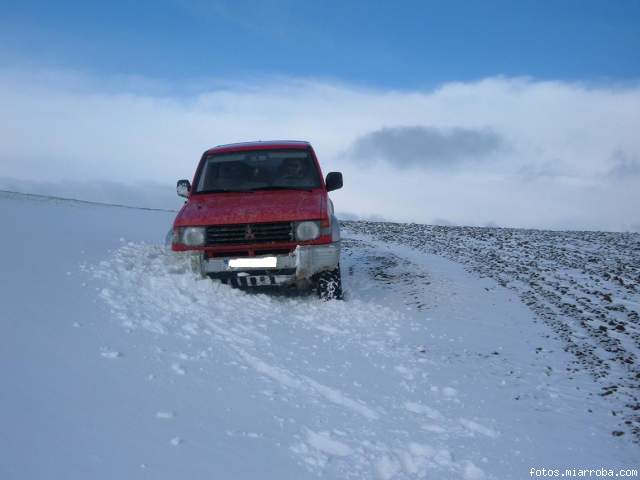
[{"left": 204, "top": 140, "right": 311, "bottom": 156}]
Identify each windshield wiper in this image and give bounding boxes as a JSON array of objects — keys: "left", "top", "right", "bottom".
[
  {"left": 196, "top": 188, "right": 255, "bottom": 194},
  {"left": 248, "top": 186, "right": 314, "bottom": 192}
]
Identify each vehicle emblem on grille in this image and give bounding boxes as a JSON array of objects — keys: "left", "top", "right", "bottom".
[{"left": 244, "top": 225, "right": 255, "bottom": 240}]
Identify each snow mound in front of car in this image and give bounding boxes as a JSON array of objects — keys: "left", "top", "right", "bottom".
[{"left": 91, "top": 242, "right": 401, "bottom": 341}]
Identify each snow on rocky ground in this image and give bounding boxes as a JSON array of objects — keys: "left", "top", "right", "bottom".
[
  {"left": 346, "top": 221, "right": 640, "bottom": 443},
  {"left": 1, "top": 191, "right": 638, "bottom": 480}
]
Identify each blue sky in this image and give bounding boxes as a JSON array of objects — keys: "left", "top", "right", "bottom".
[{"left": 1, "top": 0, "right": 639, "bottom": 88}]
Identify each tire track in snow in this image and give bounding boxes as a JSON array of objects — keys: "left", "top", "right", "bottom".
[{"left": 236, "top": 349, "right": 380, "bottom": 420}]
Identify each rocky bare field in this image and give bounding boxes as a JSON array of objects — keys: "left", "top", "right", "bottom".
[{"left": 344, "top": 221, "right": 640, "bottom": 442}]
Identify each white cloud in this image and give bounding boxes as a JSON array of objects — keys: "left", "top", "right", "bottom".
[{"left": 1, "top": 68, "right": 639, "bottom": 231}]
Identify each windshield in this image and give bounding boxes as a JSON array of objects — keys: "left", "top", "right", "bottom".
[{"left": 194, "top": 149, "right": 321, "bottom": 193}]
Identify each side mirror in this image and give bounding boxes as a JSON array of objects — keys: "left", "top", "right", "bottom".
[
  {"left": 325, "top": 172, "right": 343, "bottom": 192},
  {"left": 177, "top": 179, "right": 191, "bottom": 198}
]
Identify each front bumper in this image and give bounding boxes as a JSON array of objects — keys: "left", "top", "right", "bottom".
[{"left": 194, "top": 242, "right": 340, "bottom": 287}]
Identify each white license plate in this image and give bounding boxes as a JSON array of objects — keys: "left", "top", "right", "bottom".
[{"left": 228, "top": 257, "right": 277, "bottom": 268}]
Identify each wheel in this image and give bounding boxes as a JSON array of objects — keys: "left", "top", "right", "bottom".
[{"left": 316, "top": 266, "right": 343, "bottom": 300}]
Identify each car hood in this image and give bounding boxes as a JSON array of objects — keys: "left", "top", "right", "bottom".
[{"left": 174, "top": 190, "right": 326, "bottom": 226}]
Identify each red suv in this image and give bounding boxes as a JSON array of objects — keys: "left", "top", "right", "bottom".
[{"left": 171, "top": 141, "right": 344, "bottom": 299}]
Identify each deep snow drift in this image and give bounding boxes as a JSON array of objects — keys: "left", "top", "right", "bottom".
[{"left": 1, "top": 191, "right": 637, "bottom": 480}]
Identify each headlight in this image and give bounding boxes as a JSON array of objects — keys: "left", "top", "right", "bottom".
[
  {"left": 295, "top": 221, "right": 320, "bottom": 241},
  {"left": 182, "top": 227, "right": 206, "bottom": 246}
]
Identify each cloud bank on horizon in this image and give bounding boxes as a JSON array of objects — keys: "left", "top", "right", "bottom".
[
  {"left": 1, "top": 68, "right": 639, "bottom": 232},
  {"left": 349, "top": 126, "right": 507, "bottom": 169}
]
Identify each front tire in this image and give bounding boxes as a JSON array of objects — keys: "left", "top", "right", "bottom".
[{"left": 316, "top": 266, "right": 343, "bottom": 300}]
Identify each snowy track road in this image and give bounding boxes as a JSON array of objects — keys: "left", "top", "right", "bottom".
[
  {"left": 1, "top": 192, "right": 637, "bottom": 479},
  {"left": 347, "top": 221, "right": 640, "bottom": 443}
]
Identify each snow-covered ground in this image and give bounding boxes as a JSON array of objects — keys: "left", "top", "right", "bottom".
[
  {"left": 347, "top": 221, "right": 640, "bottom": 443},
  {"left": 1, "top": 191, "right": 637, "bottom": 479}
]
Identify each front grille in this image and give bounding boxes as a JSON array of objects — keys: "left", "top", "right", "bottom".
[{"left": 205, "top": 222, "right": 293, "bottom": 245}]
